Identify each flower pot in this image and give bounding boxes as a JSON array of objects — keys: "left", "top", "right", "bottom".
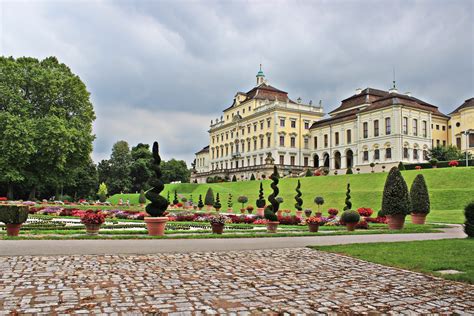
[
  {"left": 85, "top": 224, "right": 101, "bottom": 236},
  {"left": 215, "top": 208, "right": 220, "bottom": 212},
  {"left": 315, "top": 212, "right": 322, "bottom": 218},
  {"left": 6, "top": 223, "right": 22, "bottom": 237},
  {"left": 211, "top": 223, "right": 224, "bottom": 234},
  {"left": 266, "top": 221, "right": 279, "bottom": 233},
  {"left": 144, "top": 217, "right": 168, "bottom": 236},
  {"left": 277, "top": 210, "right": 283, "bottom": 217},
  {"left": 247, "top": 209, "right": 253, "bottom": 214},
  {"left": 411, "top": 213, "right": 427, "bottom": 225},
  {"left": 308, "top": 223, "right": 319, "bottom": 233},
  {"left": 304, "top": 210, "right": 312, "bottom": 217},
  {"left": 386, "top": 214, "right": 406, "bottom": 230},
  {"left": 227, "top": 208, "right": 233, "bottom": 213},
  {"left": 346, "top": 222, "right": 357, "bottom": 231},
  {"left": 296, "top": 210, "right": 303, "bottom": 218},
  {"left": 256, "top": 208, "right": 264, "bottom": 217},
  {"left": 240, "top": 209, "right": 246, "bottom": 214}
]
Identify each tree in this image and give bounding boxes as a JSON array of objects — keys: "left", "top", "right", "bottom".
[
  {"left": 130, "top": 143, "right": 153, "bottom": 192},
  {"left": 256, "top": 182, "right": 266, "bottom": 208},
  {"left": 138, "top": 189, "right": 147, "bottom": 204},
  {"left": 429, "top": 145, "right": 467, "bottom": 161},
  {"left": 343, "top": 183, "right": 352, "bottom": 211},
  {"left": 0, "top": 56, "right": 95, "bottom": 199},
  {"left": 213, "top": 193, "right": 222, "bottom": 210},
  {"left": 64, "top": 159, "right": 98, "bottom": 200},
  {"left": 145, "top": 141, "right": 169, "bottom": 217},
  {"left": 250, "top": 173, "right": 256, "bottom": 181},
  {"left": 294, "top": 180, "right": 303, "bottom": 211},
  {"left": 161, "top": 159, "right": 190, "bottom": 183},
  {"left": 237, "top": 196, "right": 248, "bottom": 209},
  {"left": 97, "top": 159, "right": 111, "bottom": 185},
  {"left": 232, "top": 175, "right": 237, "bottom": 182},
  {"left": 410, "top": 174, "right": 430, "bottom": 214},
  {"left": 198, "top": 195, "right": 204, "bottom": 209},
  {"left": 227, "top": 194, "right": 233, "bottom": 209},
  {"left": 173, "top": 190, "right": 179, "bottom": 205},
  {"left": 205, "top": 188, "right": 214, "bottom": 206},
  {"left": 398, "top": 161, "right": 405, "bottom": 171},
  {"left": 314, "top": 196, "right": 324, "bottom": 212},
  {"left": 108, "top": 141, "right": 132, "bottom": 195},
  {"left": 464, "top": 202, "right": 474, "bottom": 237},
  {"left": 264, "top": 165, "right": 280, "bottom": 221},
  {"left": 382, "top": 167, "right": 411, "bottom": 216},
  {"left": 97, "top": 183, "right": 108, "bottom": 203}
]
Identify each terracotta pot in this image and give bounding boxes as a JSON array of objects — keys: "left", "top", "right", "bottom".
[
  {"left": 411, "top": 213, "right": 427, "bottom": 225},
  {"left": 215, "top": 208, "right": 220, "bottom": 212},
  {"left": 85, "top": 224, "right": 101, "bottom": 236},
  {"left": 308, "top": 223, "right": 319, "bottom": 232},
  {"left": 144, "top": 217, "right": 168, "bottom": 236},
  {"left": 387, "top": 214, "right": 406, "bottom": 230},
  {"left": 247, "top": 209, "right": 253, "bottom": 214},
  {"left": 346, "top": 222, "right": 357, "bottom": 231},
  {"left": 266, "top": 221, "right": 279, "bottom": 233},
  {"left": 240, "top": 209, "right": 246, "bottom": 214},
  {"left": 211, "top": 223, "right": 224, "bottom": 234},
  {"left": 227, "top": 208, "right": 233, "bottom": 213},
  {"left": 277, "top": 210, "right": 283, "bottom": 217},
  {"left": 296, "top": 210, "right": 303, "bottom": 218},
  {"left": 256, "top": 208, "right": 265, "bottom": 217},
  {"left": 315, "top": 212, "right": 322, "bottom": 218},
  {"left": 304, "top": 210, "right": 312, "bottom": 217},
  {"left": 6, "top": 223, "right": 22, "bottom": 237}
]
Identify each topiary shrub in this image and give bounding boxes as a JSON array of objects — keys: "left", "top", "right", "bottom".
[
  {"left": 341, "top": 210, "right": 360, "bottom": 224},
  {"left": 197, "top": 194, "right": 204, "bottom": 209},
  {"left": 173, "top": 190, "right": 179, "bottom": 205},
  {"left": 145, "top": 142, "right": 169, "bottom": 217},
  {"left": 294, "top": 180, "right": 303, "bottom": 211},
  {"left": 464, "top": 201, "right": 474, "bottom": 237},
  {"left": 410, "top": 174, "right": 430, "bottom": 214},
  {"left": 250, "top": 173, "right": 256, "bottom": 181},
  {"left": 237, "top": 195, "right": 248, "bottom": 209},
  {"left": 382, "top": 167, "right": 411, "bottom": 216},
  {"left": 232, "top": 175, "right": 237, "bottom": 182},
  {"left": 343, "top": 183, "right": 352, "bottom": 211},
  {"left": 346, "top": 167, "right": 353, "bottom": 175},
  {"left": 166, "top": 191, "right": 170, "bottom": 204},
  {"left": 205, "top": 188, "right": 214, "bottom": 206},
  {"left": 264, "top": 165, "right": 280, "bottom": 221},
  {"left": 256, "top": 182, "right": 266, "bottom": 208},
  {"left": 138, "top": 189, "right": 147, "bottom": 204},
  {"left": 398, "top": 161, "right": 405, "bottom": 171},
  {"left": 0, "top": 205, "right": 29, "bottom": 224},
  {"left": 314, "top": 196, "right": 324, "bottom": 212},
  {"left": 305, "top": 169, "right": 312, "bottom": 177},
  {"left": 227, "top": 193, "right": 233, "bottom": 209},
  {"left": 97, "top": 182, "right": 108, "bottom": 203},
  {"left": 213, "top": 193, "right": 222, "bottom": 210}
]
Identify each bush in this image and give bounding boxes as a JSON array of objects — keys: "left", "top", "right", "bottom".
[
  {"left": 197, "top": 195, "right": 204, "bottom": 209},
  {"left": 398, "top": 161, "right": 405, "bottom": 171},
  {"left": 237, "top": 195, "right": 248, "bottom": 209},
  {"left": 382, "top": 167, "right": 411, "bottom": 216},
  {"left": 464, "top": 202, "right": 474, "bottom": 237},
  {"left": 227, "top": 194, "right": 233, "bottom": 208},
  {"left": 256, "top": 182, "right": 266, "bottom": 208},
  {"left": 305, "top": 169, "right": 312, "bottom": 177},
  {"left": 173, "top": 190, "right": 179, "bottom": 205},
  {"left": 250, "top": 173, "right": 256, "bottom": 181},
  {"left": 343, "top": 183, "right": 352, "bottom": 211},
  {"left": 0, "top": 205, "right": 29, "bottom": 224},
  {"left": 294, "top": 180, "right": 303, "bottom": 211},
  {"left": 341, "top": 210, "right": 360, "bottom": 224},
  {"left": 264, "top": 165, "right": 280, "bottom": 221},
  {"left": 205, "top": 188, "right": 214, "bottom": 206},
  {"left": 213, "top": 193, "right": 222, "bottom": 210},
  {"left": 346, "top": 167, "right": 353, "bottom": 175},
  {"left": 138, "top": 189, "right": 147, "bottom": 204},
  {"left": 232, "top": 175, "right": 237, "bottom": 182},
  {"left": 97, "top": 182, "right": 108, "bottom": 203},
  {"left": 314, "top": 196, "right": 324, "bottom": 211},
  {"left": 410, "top": 174, "right": 430, "bottom": 214}
]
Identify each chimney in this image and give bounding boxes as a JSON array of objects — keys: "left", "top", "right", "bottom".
[{"left": 355, "top": 88, "right": 362, "bottom": 95}]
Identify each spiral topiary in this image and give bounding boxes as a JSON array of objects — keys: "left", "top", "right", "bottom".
[
  {"left": 344, "top": 183, "right": 352, "bottom": 211},
  {"left": 173, "top": 190, "right": 179, "bottom": 205},
  {"left": 264, "top": 165, "right": 280, "bottom": 221},
  {"left": 227, "top": 193, "right": 233, "bottom": 208},
  {"left": 197, "top": 194, "right": 204, "bottom": 209},
  {"left": 214, "top": 193, "right": 222, "bottom": 210},
  {"left": 145, "top": 142, "right": 169, "bottom": 217},
  {"left": 256, "top": 182, "right": 266, "bottom": 208},
  {"left": 294, "top": 179, "right": 303, "bottom": 211}
]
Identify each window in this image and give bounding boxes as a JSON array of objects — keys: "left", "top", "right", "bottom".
[
  {"left": 247, "top": 141, "right": 251, "bottom": 152},
  {"left": 335, "top": 132, "right": 339, "bottom": 146},
  {"left": 253, "top": 139, "right": 257, "bottom": 150},
  {"left": 291, "top": 120, "right": 296, "bottom": 128},
  {"left": 363, "top": 122, "right": 368, "bottom": 138},
  {"left": 242, "top": 129, "right": 245, "bottom": 135},
  {"left": 374, "top": 149, "right": 380, "bottom": 160},
  {"left": 442, "top": 125, "right": 446, "bottom": 131},
  {"left": 403, "top": 148, "right": 409, "bottom": 159},
  {"left": 423, "top": 150, "right": 429, "bottom": 160},
  {"left": 403, "top": 117, "right": 408, "bottom": 135},
  {"left": 225, "top": 147, "right": 228, "bottom": 156},
  {"left": 247, "top": 158, "right": 250, "bottom": 166},
  {"left": 290, "top": 137, "right": 296, "bottom": 147},
  {"left": 436, "top": 124, "right": 440, "bottom": 130},
  {"left": 436, "top": 139, "right": 440, "bottom": 146},
  {"left": 386, "top": 148, "right": 392, "bottom": 159},
  {"left": 280, "top": 119, "right": 285, "bottom": 127},
  {"left": 304, "top": 157, "right": 309, "bottom": 166},
  {"left": 221, "top": 134, "right": 224, "bottom": 141},
  {"left": 253, "top": 157, "right": 257, "bottom": 166},
  {"left": 226, "top": 133, "right": 228, "bottom": 140},
  {"left": 443, "top": 140, "right": 446, "bottom": 146},
  {"left": 235, "top": 161, "right": 238, "bottom": 168},
  {"left": 470, "top": 134, "right": 474, "bottom": 148},
  {"left": 260, "top": 138, "right": 264, "bottom": 149},
  {"left": 253, "top": 124, "right": 257, "bottom": 132},
  {"left": 346, "top": 130, "right": 351, "bottom": 144},
  {"left": 235, "top": 143, "right": 239, "bottom": 153},
  {"left": 304, "top": 138, "right": 309, "bottom": 149},
  {"left": 279, "top": 155, "right": 285, "bottom": 165},
  {"left": 363, "top": 151, "right": 369, "bottom": 161},
  {"left": 314, "top": 137, "right": 318, "bottom": 149},
  {"left": 422, "top": 121, "right": 427, "bottom": 137},
  {"left": 413, "top": 119, "right": 418, "bottom": 136},
  {"left": 413, "top": 149, "right": 419, "bottom": 160},
  {"left": 247, "top": 126, "right": 251, "bottom": 133},
  {"left": 267, "top": 136, "right": 271, "bottom": 147},
  {"left": 324, "top": 134, "right": 328, "bottom": 148},
  {"left": 290, "top": 156, "right": 295, "bottom": 166},
  {"left": 279, "top": 136, "right": 285, "bottom": 146},
  {"left": 385, "top": 118, "right": 391, "bottom": 135},
  {"left": 374, "top": 120, "right": 379, "bottom": 137},
  {"left": 267, "top": 120, "right": 271, "bottom": 128},
  {"left": 456, "top": 137, "right": 461, "bottom": 149},
  {"left": 260, "top": 156, "right": 263, "bottom": 165},
  {"left": 260, "top": 122, "right": 264, "bottom": 130},
  {"left": 304, "top": 122, "right": 309, "bottom": 129}
]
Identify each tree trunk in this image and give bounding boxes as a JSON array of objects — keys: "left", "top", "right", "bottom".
[{"left": 7, "top": 183, "right": 14, "bottom": 200}]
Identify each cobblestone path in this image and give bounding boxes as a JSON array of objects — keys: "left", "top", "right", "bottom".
[{"left": 0, "top": 248, "right": 472, "bottom": 315}]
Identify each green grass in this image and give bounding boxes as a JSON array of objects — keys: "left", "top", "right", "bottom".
[
  {"left": 311, "top": 239, "right": 474, "bottom": 284},
  {"left": 427, "top": 209, "right": 465, "bottom": 224},
  {"left": 110, "top": 168, "right": 474, "bottom": 216}
]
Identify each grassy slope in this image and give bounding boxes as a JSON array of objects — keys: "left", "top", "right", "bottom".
[
  {"left": 110, "top": 167, "right": 474, "bottom": 220},
  {"left": 311, "top": 239, "right": 474, "bottom": 284}
]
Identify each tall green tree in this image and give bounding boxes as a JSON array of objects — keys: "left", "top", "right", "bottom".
[
  {"left": 107, "top": 141, "right": 132, "bottom": 194},
  {"left": 161, "top": 159, "right": 190, "bottom": 183},
  {"left": 130, "top": 143, "right": 153, "bottom": 192}
]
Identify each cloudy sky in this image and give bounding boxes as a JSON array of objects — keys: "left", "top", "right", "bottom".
[{"left": 1, "top": 0, "right": 473, "bottom": 164}]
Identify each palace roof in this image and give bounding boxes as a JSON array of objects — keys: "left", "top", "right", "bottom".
[
  {"left": 450, "top": 97, "right": 474, "bottom": 115},
  {"left": 195, "top": 145, "right": 209, "bottom": 155}
]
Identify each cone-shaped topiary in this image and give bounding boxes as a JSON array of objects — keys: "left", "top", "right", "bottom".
[
  {"left": 173, "top": 190, "right": 179, "bottom": 205},
  {"left": 346, "top": 167, "right": 353, "bottom": 175},
  {"left": 398, "top": 161, "right": 405, "bottom": 171},
  {"left": 410, "top": 174, "right": 430, "bottom": 214},
  {"left": 343, "top": 183, "right": 352, "bottom": 211},
  {"left": 227, "top": 194, "right": 233, "bottom": 208},
  {"left": 256, "top": 182, "right": 266, "bottom": 208},
  {"left": 213, "top": 193, "right": 222, "bottom": 210},
  {"left": 264, "top": 165, "right": 280, "bottom": 221},
  {"left": 382, "top": 167, "right": 411, "bottom": 216},
  {"left": 294, "top": 180, "right": 303, "bottom": 211},
  {"left": 250, "top": 173, "right": 256, "bottom": 181},
  {"left": 305, "top": 169, "right": 312, "bottom": 177},
  {"left": 341, "top": 210, "right": 360, "bottom": 224},
  {"left": 232, "top": 175, "right": 237, "bottom": 182},
  {"left": 138, "top": 189, "right": 147, "bottom": 204},
  {"left": 464, "top": 201, "right": 474, "bottom": 237},
  {"left": 97, "top": 182, "right": 108, "bottom": 203},
  {"left": 198, "top": 194, "right": 204, "bottom": 209},
  {"left": 145, "top": 142, "right": 169, "bottom": 217},
  {"left": 205, "top": 187, "right": 214, "bottom": 206}
]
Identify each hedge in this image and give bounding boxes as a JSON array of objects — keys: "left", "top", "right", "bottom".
[{"left": 403, "top": 159, "right": 474, "bottom": 170}]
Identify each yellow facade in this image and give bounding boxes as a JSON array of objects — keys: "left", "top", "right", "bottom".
[{"left": 448, "top": 98, "right": 474, "bottom": 154}]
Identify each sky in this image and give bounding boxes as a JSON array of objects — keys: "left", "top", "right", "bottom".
[{"left": 1, "top": 0, "right": 473, "bottom": 165}]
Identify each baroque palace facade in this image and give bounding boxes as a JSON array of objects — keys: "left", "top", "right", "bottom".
[{"left": 191, "top": 69, "right": 474, "bottom": 183}]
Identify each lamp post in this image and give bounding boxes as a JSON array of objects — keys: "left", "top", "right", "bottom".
[{"left": 464, "top": 129, "right": 472, "bottom": 167}]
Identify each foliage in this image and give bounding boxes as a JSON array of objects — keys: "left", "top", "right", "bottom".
[
  {"left": 213, "top": 193, "right": 222, "bottom": 210},
  {"left": 430, "top": 145, "right": 468, "bottom": 162},
  {"left": 173, "top": 190, "right": 179, "bottom": 205},
  {"left": 410, "top": 174, "right": 430, "bottom": 214},
  {"left": 197, "top": 195, "right": 204, "bottom": 209},
  {"left": 294, "top": 180, "right": 303, "bottom": 211},
  {"left": 97, "top": 183, "right": 108, "bottom": 203},
  {"left": 237, "top": 195, "right": 248, "bottom": 209},
  {"left": 305, "top": 169, "right": 313, "bottom": 177},
  {"left": 256, "top": 182, "right": 266, "bottom": 208},
  {"left": 346, "top": 167, "right": 353, "bottom": 175},
  {"left": 341, "top": 210, "right": 360, "bottom": 224},
  {"left": 464, "top": 201, "right": 474, "bottom": 237},
  {"left": 209, "top": 214, "right": 226, "bottom": 225},
  {"left": 161, "top": 159, "right": 191, "bottom": 184},
  {"left": 382, "top": 167, "right": 411, "bottom": 216},
  {"left": 107, "top": 141, "right": 133, "bottom": 195},
  {"left": 80, "top": 210, "right": 105, "bottom": 225},
  {"left": 250, "top": 173, "right": 256, "bottom": 181},
  {"left": 144, "top": 142, "right": 169, "bottom": 217},
  {"left": 130, "top": 143, "right": 153, "bottom": 192},
  {"left": 232, "top": 175, "right": 237, "bottom": 182},
  {"left": 0, "top": 205, "right": 29, "bottom": 224},
  {"left": 314, "top": 196, "right": 324, "bottom": 211},
  {"left": 205, "top": 188, "right": 214, "bottom": 206},
  {"left": 227, "top": 194, "right": 233, "bottom": 208},
  {"left": 264, "top": 165, "right": 280, "bottom": 221},
  {"left": 138, "top": 189, "right": 147, "bottom": 204},
  {"left": 343, "top": 183, "right": 352, "bottom": 211},
  {"left": 398, "top": 161, "right": 405, "bottom": 171}
]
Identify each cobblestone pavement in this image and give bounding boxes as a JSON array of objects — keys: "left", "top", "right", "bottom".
[{"left": 0, "top": 248, "right": 472, "bottom": 315}]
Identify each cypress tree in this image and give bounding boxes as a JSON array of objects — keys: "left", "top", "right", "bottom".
[
  {"left": 398, "top": 161, "right": 405, "bottom": 171},
  {"left": 205, "top": 187, "right": 214, "bottom": 206},
  {"left": 382, "top": 167, "right": 411, "bottom": 216},
  {"left": 250, "top": 173, "right": 256, "bottom": 181},
  {"left": 173, "top": 190, "right": 179, "bottom": 205},
  {"left": 410, "top": 174, "right": 430, "bottom": 214},
  {"left": 232, "top": 175, "right": 237, "bottom": 182},
  {"left": 197, "top": 194, "right": 204, "bottom": 209},
  {"left": 213, "top": 193, "right": 222, "bottom": 210},
  {"left": 227, "top": 193, "right": 233, "bottom": 209}
]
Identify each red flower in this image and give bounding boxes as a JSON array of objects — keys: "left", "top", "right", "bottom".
[
  {"left": 357, "top": 207, "right": 374, "bottom": 217},
  {"left": 0, "top": 197, "right": 7, "bottom": 201},
  {"left": 327, "top": 208, "right": 339, "bottom": 216},
  {"left": 415, "top": 166, "right": 422, "bottom": 170},
  {"left": 448, "top": 160, "right": 459, "bottom": 167},
  {"left": 80, "top": 210, "right": 105, "bottom": 225}
]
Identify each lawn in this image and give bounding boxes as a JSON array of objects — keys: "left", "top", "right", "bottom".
[
  {"left": 311, "top": 239, "right": 474, "bottom": 284},
  {"left": 110, "top": 168, "right": 474, "bottom": 215}
]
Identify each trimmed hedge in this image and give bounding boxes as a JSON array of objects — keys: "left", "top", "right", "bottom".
[
  {"left": 0, "top": 205, "right": 29, "bottom": 224},
  {"left": 403, "top": 159, "right": 474, "bottom": 170}
]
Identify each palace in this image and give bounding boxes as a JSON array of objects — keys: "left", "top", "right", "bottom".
[{"left": 191, "top": 68, "right": 474, "bottom": 182}]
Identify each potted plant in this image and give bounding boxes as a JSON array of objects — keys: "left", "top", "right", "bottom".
[
  {"left": 314, "top": 196, "right": 324, "bottom": 217},
  {"left": 209, "top": 214, "right": 226, "bottom": 234},
  {"left": 144, "top": 142, "right": 170, "bottom": 236},
  {"left": 356, "top": 168, "right": 360, "bottom": 174},
  {"left": 275, "top": 197, "right": 284, "bottom": 217},
  {"left": 304, "top": 209, "right": 312, "bottom": 217},
  {"left": 294, "top": 180, "right": 303, "bottom": 218},
  {"left": 430, "top": 158, "right": 438, "bottom": 168},
  {"left": 264, "top": 166, "right": 281, "bottom": 233},
  {"left": 382, "top": 165, "right": 386, "bottom": 172},
  {"left": 246, "top": 205, "right": 254, "bottom": 214},
  {"left": 205, "top": 188, "right": 214, "bottom": 211},
  {"left": 138, "top": 189, "right": 147, "bottom": 206},
  {"left": 341, "top": 210, "right": 360, "bottom": 231},
  {"left": 328, "top": 208, "right": 339, "bottom": 218},
  {"left": 370, "top": 162, "right": 375, "bottom": 173},
  {"left": 213, "top": 193, "right": 222, "bottom": 211},
  {"left": 80, "top": 210, "right": 105, "bottom": 235},
  {"left": 464, "top": 202, "right": 474, "bottom": 237},
  {"left": 410, "top": 174, "right": 430, "bottom": 224},
  {"left": 306, "top": 216, "right": 322, "bottom": 232},
  {"left": 382, "top": 167, "right": 411, "bottom": 230},
  {"left": 238, "top": 195, "right": 248, "bottom": 214},
  {"left": 0, "top": 205, "right": 29, "bottom": 236},
  {"left": 227, "top": 194, "right": 233, "bottom": 213},
  {"left": 256, "top": 182, "right": 266, "bottom": 217},
  {"left": 197, "top": 194, "right": 204, "bottom": 210},
  {"left": 173, "top": 190, "right": 179, "bottom": 206}
]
